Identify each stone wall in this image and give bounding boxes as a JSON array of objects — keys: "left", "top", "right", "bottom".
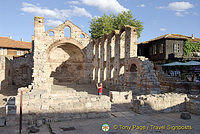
[
  {"left": 32, "top": 16, "right": 92, "bottom": 90},
  {"left": 4, "top": 86, "right": 111, "bottom": 126},
  {"left": 91, "top": 26, "right": 160, "bottom": 96},
  {"left": 109, "top": 91, "right": 132, "bottom": 104},
  {"left": 0, "top": 56, "right": 13, "bottom": 91},
  {"left": 132, "top": 93, "right": 188, "bottom": 114},
  {"left": 186, "top": 95, "right": 200, "bottom": 115},
  {"left": 12, "top": 53, "right": 33, "bottom": 88},
  {"left": 155, "top": 65, "right": 200, "bottom": 95}
]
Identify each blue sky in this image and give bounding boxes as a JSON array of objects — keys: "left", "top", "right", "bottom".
[{"left": 0, "top": 0, "right": 199, "bottom": 43}]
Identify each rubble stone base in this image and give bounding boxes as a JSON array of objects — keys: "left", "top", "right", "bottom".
[{"left": 131, "top": 93, "right": 188, "bottom": 114}]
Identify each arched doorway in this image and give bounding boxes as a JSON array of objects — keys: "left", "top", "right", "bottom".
[
  {"left": 129, "top": 63, "right": 137, "bottom": 88},
  {"left": 47, "top": 41, "right": 85, "bottom": 85}
]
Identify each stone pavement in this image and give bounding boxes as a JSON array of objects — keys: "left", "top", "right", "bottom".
[{"left": 0, "top": 103, "right": 199, "bottom": 134}]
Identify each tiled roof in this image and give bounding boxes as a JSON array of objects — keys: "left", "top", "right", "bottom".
[
  {"left": 0, "top": 37, "right": 32, "bottom": 49},
  {"left": 139, "top": 34, "right": 200, "bottom": 45}
]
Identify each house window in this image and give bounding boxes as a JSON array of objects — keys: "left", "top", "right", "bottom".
[
  {"left": 20, "top": 51, "right": 24, "bottom": 55},
  {"left": 0, "top": 48, "right": 7, "bottom": 55},
  {"left": 177, "top": 44, "right": 180, "bottom": 53},
  {"left": 0, "top": 48, "right": 3, "bottom": 55},
  {"left": 174, "top": 44, "right": 180, "bottom": 53},
  {"left": 17, "top": 50, "right": 25, "bottom": 56},
  {"left": 160, "top": 44, "right": 163, "bottom": 53},
  {"left": 153, "top": 45, "right": 157, "bottom": 55},
  {"left": 149, "top": 46, "right": 152, "bottom": 55},
  {"left": 17, "top": 50, "right": 21, "bottom": 56}
]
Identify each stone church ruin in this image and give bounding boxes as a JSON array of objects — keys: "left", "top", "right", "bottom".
[{"left": 0, "top": 16, "right": 199, "bottom": 126}]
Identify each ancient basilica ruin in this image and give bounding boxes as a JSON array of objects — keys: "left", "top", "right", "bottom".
[{"left": 0, "top": 16, "right": 199, "bottom": 126}]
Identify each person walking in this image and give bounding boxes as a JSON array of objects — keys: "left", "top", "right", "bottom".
[{"left": 96, "top": 83, "right": 103, "bottom": 95}]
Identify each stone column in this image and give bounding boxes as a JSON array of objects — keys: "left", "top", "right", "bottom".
[
  {"left": 106, "top": 36, "right": 111, "bottom": 87},
  {"left": 100, "top": 37, "right": 104, "bottom": 83},
  {"left": 94, "top": 40, "right": 99, "bottom": 83},
  {"left": 126, "top": 26, "right": 137, "bottom": 58},
  {"left": 124, "top": 27, "right": 131, "bottom": 88},
  {"left": 123, "top": 26, "right": 137, "bottom": 89},
  {"left": 114, "top": 31, "right": 120, "bottom": 85}
]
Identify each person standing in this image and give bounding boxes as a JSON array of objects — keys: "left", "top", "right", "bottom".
[{"left": 96, "top": 83, "right": 103, "bottom": 95}]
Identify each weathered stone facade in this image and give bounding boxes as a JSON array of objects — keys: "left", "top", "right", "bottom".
[
  {"left": 32, "top": 17, "right": 92, "bottom": 90},
  {"left": 4, "top": 16, "right": 185, "bottom": 126},
  {"left": 132, "top": 93, "right": 188, "bottom": 114},
  {"left": 12, "top": 54, "right": 33, "bottom": 88},
  {"left": 0, "top": 56, "right": 12, "bottom": 91}
]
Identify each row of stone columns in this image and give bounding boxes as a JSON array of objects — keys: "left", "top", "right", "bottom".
[{"left": 92, "top": 26, "right": 138, "bottom": 88}]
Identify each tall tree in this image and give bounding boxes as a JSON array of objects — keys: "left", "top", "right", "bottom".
[{"left": 89, "top": 11, "right": 143, "bottom": 39}]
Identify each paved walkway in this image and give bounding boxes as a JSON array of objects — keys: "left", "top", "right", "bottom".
[{"left": 0, "top": 103, "right": 199, "bottom": 134}]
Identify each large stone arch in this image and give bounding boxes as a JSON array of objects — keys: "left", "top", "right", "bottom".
[{"left": 46, "top": 38, "right": 86, "bottom": 85}]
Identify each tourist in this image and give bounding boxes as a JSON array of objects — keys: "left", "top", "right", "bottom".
[{"left": 96, "top": 83, "right": 103, "bottom": 95}]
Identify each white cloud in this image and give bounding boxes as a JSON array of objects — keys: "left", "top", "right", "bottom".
[
  {"left": 81, "top": 0, "right": 128, "bottom": 13},
  {"left": 137, "top": 4, "right": 146, "bottom": 8},
  {"left": 46, "top": 20, "right": 63, "bottom": 27},
  {"left": 70, "top": 6, "right": 92, "bottom": 18},
  {"left": 175, "top": 12, "right": 184, "bottom": 17},
  {"left": 140, "top": 4, "right": 145, "bottom": 8},
  {"left": 160, "top": 28, "right": 166, "bottom": 32},
  {"left": 67, "top": 1, "right": 80, "bottom": 5},
  {"left": 22, "top": 2, "right": 58, "bottom": 18},
  {"left": 157, "top": 2, "right": 194, "bottom": 17},
  {"left": 168, "top": 2, "right": 193, "bottom": 12},
  {"left": 21, "top": 2, "right": 92, "bottom": 20}
]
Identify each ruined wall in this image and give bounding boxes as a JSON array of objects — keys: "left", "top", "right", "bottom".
[
  {"left": 32, "top": 16, "right": 92, "bottom": 90},
  {"left": 132, "top": 93, "right": 188, "bottom": 114},
  {"left": 92, "top": 26, "right": 137, "bottom": 87},
  {"left": 12, "top": 53, "right": 33, "bottom": 88},
  {"left": 91, "top": 26, "right": 160, "bottom": 96},
  {"left": 0, "top": 56, "right": 13, "bottom": 91}
]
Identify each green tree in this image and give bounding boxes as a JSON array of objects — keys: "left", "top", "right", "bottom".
[
  {"left": 184, "top": 39, "right": 200, "bottom": 57},
  {"left": 89, "top": 11, "right": 143, "bottom": 39}
]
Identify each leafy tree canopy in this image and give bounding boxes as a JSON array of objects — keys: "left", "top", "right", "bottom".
[
  {"left": 89, "top": 11, "right": 143, "bottom": 39},
  {"left": 184, "top": 39, "right": 200, "bottom": 57}
]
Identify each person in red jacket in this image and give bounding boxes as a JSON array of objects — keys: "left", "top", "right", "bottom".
[{"left": 96, "top": 83, "right": 103, "bottom": 95}]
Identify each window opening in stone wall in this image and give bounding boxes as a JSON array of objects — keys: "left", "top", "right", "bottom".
[
  {"left": 120, "top": 31, "right": 125, "bottom": 59},
  {"left": 120, "top": 66, "right": 124, "bottom": 75},
  {"left": 111, "top": 37, "right": 115, "bottom": 57},
  {"left": 130, "top": 64, "right": 137, "bottom": 72},
  {"left": 104, "top": 40, "right": 107, "bottom": 61},
  {"left": 80, "top": 34, "right": 85, "bottom": 38},
  {"left": 49, "top": 31, "right": 54, "bottom": 36},
  {"left": 98, "top": 68, "right": 100, "bottom": 83},
  {"left": 64, "top": 26, "right": 71, "bottom": 37},
  {"left": 93, "top": 45, "right": 96, "bottom": 56},
  {"left": 104, "top": 67, "right": 107, "bottom": 81},
  {"left": 93, "top": 68, "right": 95, "bottom": 80},
  {"left": 98, "top": 44, "right": 101, "bottom": 59},
  {"left": 111, "top": 67, "right": 114, "bottom": 78}
]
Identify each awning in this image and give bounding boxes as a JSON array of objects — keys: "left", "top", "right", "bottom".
[
  {"left": 183, "top": 61, "right": 200, "bottom": 66},
  {"left": 162, "top": 62, "right": 186, "bottom": 66},
  {"left": 163, "top": 61, "right": 200, "bottom": 66}
]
